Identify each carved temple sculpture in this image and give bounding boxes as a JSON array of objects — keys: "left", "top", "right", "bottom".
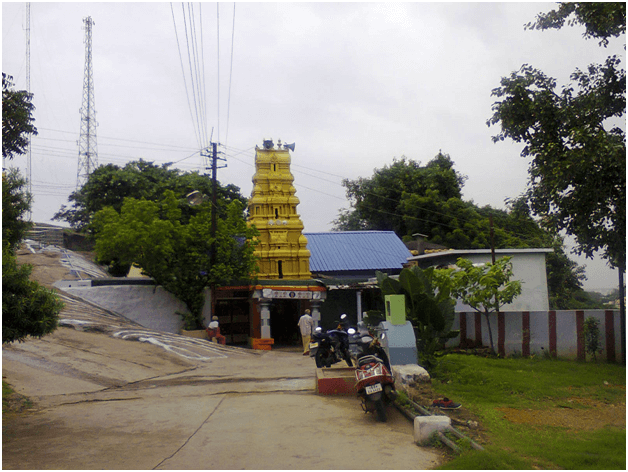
[{"left": 248, "top": 138, "right": 311, "bottom": 280}]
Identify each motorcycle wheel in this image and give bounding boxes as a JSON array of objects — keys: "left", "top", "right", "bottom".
[
  {"left": 343, "top": 351, "right": 353, "bottom": 367},
  {"left": 375, "top": 399, "right": 387, "bottom": 422},
  {"left": 315, "top": 349, "right": 325, "bottom": 368}
]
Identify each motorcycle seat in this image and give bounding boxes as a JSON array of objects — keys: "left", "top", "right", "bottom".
[{"left": 357, "top": 355, "right": 384, "bottom": 367}]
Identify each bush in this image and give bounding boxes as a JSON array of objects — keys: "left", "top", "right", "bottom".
[
  {"left": 583, "top": 316, "right": 603, "bottom": 361},
  {"left": 2, "top": 242, "right": 64, "bottom": 343}
]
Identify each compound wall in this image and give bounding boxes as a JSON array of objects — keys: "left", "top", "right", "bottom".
[{"left": 448, "top": 310, "right": 623, "bottom": 362}]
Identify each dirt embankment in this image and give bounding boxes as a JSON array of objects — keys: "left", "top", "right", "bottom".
[{"left": 16, "top": 248, "right": 75, "bottom": 288}]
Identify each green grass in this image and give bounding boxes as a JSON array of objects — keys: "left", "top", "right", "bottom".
[
  {"left": 430, "top": 355, "right": 626, "bottom": 470},
  {"left": 3, "top": 380, "right": 17, "bottom": 413},
  {"left": 2, "top": 380, "right": 32, "bottom": 414}
]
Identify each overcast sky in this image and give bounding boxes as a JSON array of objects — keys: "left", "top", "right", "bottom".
[{"left": 2, "top": 2, "right": 625, "bottom": 291}]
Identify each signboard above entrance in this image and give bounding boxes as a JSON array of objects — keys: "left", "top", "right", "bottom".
[{"left": 262, "top": 288, "right": 319, "bottom": 299}]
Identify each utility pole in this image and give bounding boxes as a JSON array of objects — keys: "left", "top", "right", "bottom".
[
  {"left": 25, "top": 3, "right": 32, "bottom": 220},
  {"left": 211, "top": 141, "right": 218, "bottom": 267},
  {"left": 489, "top": 214, "right": 502, "bottom": 356},
  {"left": 76, "top": 16, "right": 98, "bottom": 189},
  {"left": 201, "top": 141, "right": 225, "bottom": 318},
  {"left": 489, "top": 215, "right": 496, "bottom": 264}
]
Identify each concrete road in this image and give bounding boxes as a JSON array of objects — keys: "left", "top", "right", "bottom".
[{"left": 3, "top": 297, "right": 441, "bottom": 469}]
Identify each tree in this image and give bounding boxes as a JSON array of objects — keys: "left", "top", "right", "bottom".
[
  {"left": 3, "top": 169, "right": 33, "bottom": 249},
  {"left": 450, "top": 257, "right": 522, "bottom": 354},
  {"left": 2, "top": 73, "right": 38, "bottom": 160},
  {"left": 524, "top": 2, "right": 625, "bottom": 47},
  {"left": 335, "top": 155, "right": 590, "bottom": 309},
  {"left": 334, "top": 153, "right": 554, "bottom": 250},
  {"left": 2, "top": 72, "right": 63, "bottom": 344},
  {"left": 334, "top": 152, "right": 466, "bottom": 235},
  {"left": 3, "top": 242, "right": 64, "bottom": 343},
  {"left": 54, "top": 159, "right": 247, "bottom": 231},
  {"left": 583, "top": 316, "right": 602, "bottom": 362},
  {"left": 375, "top": 265, "right": 458, "bottom": 371},
  {"left": 92, "top": 190, "right": 259, "bottom": 329},
  {"left": 487, "top": 3, "right": 626, "bottom": 268},
  {"left": 3, "top": 172, "right": 64, "bottom": 344}
]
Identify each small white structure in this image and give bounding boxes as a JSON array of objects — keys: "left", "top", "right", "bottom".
[
  {"left": 414, "top": 416, "right": 451, "bottom": 445},
  {"left": 407, "top": 248, "right": 553, "bottom": 312}
]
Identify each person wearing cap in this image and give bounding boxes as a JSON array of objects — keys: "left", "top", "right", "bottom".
[
  {"left": 297, "top": 309, "right": 314, "bottom": 355},
  {"left": 206, "top": 316, "right": 226, "bottom": 345}
]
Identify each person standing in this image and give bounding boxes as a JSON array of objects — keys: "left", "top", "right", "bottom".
[{"left": 297, "top": 309, "right": 314, "bottom": 355}]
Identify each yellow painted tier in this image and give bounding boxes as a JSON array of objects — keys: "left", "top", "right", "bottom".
[{"left": 248, "top": 140, "right": 311, "bottom": 280}]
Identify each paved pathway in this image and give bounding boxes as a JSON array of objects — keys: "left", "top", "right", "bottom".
[{"left": 3, "top": 268, "right": 442, "bottom": 469}]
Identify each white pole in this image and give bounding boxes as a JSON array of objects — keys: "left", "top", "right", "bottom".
[{"left": 356, "top": 290, "right": 362, "bottom": 323}]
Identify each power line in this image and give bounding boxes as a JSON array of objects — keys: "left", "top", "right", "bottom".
[
  {"left": 221, "top": 144, "right": 551, "bottom": 246},
  {"left": 216, "top": 3, "right": 220, "bottom": 143},
  {"left": 225, "top": 3, "right": 236, "bottom": 146},
  {"left": 171, "top": 2, "right": 200, "bottom": 148},
  {"left": 198, "top": 2, "right": 208, "bottom": 148},
  {"left": 188, "top": 2, "right": 207, "bottom": 147},
  {"left": 182, "top": 3, "right": 203, "bottom": 147},
  {"left": 38, "top": 127, "right": 199, "bottom": 151}
]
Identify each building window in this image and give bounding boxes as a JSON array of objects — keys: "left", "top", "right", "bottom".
[
  {"left": 275, "top": 208, "right": 279, "bottom": 218},
  {"left": 278, "top": 260, "right": 284, "bottom": 279}
]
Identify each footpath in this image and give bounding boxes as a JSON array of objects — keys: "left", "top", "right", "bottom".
[{"left": 3, "top": 263, "right": 441, "bottom": 469}]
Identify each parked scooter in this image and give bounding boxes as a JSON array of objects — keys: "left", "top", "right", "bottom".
[
  {"left": 309, "top": 317, "right": 354, "bottom": 368},
  {"left": 354, "top": 329, "right": 396, "bottom": 422}
]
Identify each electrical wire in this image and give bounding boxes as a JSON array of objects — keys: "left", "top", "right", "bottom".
[
  {"left": 171, "top": 2, "right": 201, "bottom": 148},
  {"left": 38, "top": 127, "right": 198, "bottom": 151},
  {"left": 221, "top": 144, "right": 551, "bottom": 246},
  {"left": 199, "top": 2, "right": 208, "bottom": 148},
  {"left": 216, "top": 2, "right": 220, "bottom": 143},
  {"left": 188, "top": 2, "right": 207, "bottom": 147},
  {"left": 182, "top": 3, "right": 204, "bottom": 147},
  {"left": 225, "top": 3, "right": 236, "bottom": 147},
  {"left": 27, "top": 127, "right": 538, "bottom": 247}
]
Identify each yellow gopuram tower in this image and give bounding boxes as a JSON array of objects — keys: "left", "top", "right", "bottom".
[{"left": 248, "top": 139, "right": 311, "bottom": 280}]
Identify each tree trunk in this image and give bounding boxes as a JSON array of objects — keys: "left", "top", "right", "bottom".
[{"left": 484, "top": 309, "right": 496, "bottom": 354}]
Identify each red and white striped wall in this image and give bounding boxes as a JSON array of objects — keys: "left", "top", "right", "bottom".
[{"left": 449, "top": 310, "right": 623, "bottom": 362}]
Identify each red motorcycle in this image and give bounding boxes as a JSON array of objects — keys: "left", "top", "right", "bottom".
[{"left": 354, "top": 331, "right": 396, "bottom": 422}]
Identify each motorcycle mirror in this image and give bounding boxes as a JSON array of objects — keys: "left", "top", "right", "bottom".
[{"left": 347, "top": 328, "right": 356, "bottom": 335}]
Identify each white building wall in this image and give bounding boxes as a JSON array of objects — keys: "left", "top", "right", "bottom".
[
  {"left": 53, "top": 281, "right": 212, "bottom": 334},
  {"left": 453, "top": 252, "right": 550, "bottom": 312}
]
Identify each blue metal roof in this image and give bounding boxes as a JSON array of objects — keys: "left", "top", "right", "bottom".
[{"left": 304, "top": 231, "right": 412, "bottom": 273}]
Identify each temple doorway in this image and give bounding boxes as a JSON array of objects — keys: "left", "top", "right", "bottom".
[
  {"left": 214, "top": 299, "right": 250, "bottom": 345},
  {"left": 270, "top": 299, "right": 300, "bottom": 346}
]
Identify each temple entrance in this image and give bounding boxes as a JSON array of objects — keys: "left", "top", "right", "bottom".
[
  {"left": 270, "top": 299, "right": 300, "bottom": 346},
  {"left": 214, "top": 299, "right": 250, "bottom": 345}
]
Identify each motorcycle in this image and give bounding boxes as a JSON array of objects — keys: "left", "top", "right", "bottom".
[
  {"left": 309, "top": 318, "right": 354, "bottom": 368},
  {"left": 354, "top": 329, "right": 396, "bottom": 422}
]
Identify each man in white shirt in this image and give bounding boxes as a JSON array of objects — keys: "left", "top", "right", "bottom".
[{"left": 297, "top": 309, "right": 314, "bottom": 355}]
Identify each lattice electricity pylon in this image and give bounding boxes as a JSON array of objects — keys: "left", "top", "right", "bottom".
[{"left": 76, "top": 16, "right": 98, "bottom": 189}]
